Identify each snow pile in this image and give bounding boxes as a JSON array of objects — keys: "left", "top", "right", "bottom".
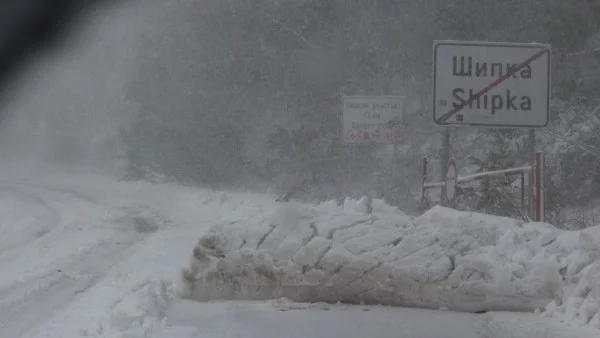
[
  {"left": 107, "top": 279, "right": 175, "bottom": 338},
  {"left": 543, "top": 226, "right": 600, "bottom": 330},
  {"left": 181, "top": 199, "right": 600, "bottom": 314}
]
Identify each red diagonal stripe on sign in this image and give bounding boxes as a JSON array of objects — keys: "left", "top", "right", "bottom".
[{"left": 436, "top": 48, "right": 549, "bottom": 124}]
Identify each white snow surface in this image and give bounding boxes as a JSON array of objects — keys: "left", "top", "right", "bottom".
[
  {"left": 0, "top": 169, "right": 597, "bottom": 338},
  {"left": 0, "top": 170, "right": 278, "bottom": 338},
  {"left": 162, "top": 298, "right": 600, "bottom": 338},
  {"left": 0, "top": 0, "right": 596, "bottom": 336},
  {"left": 184, "top": 197, "right": 600, "bottom": 323}
]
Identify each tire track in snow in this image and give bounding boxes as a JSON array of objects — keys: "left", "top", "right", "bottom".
[
  {"left": 0, "top": 183, "right": 163, "bottom": 338},
  {"left": 0, "top": 185, "right": 61, "bottom": 258},
  {"left": 0, "top": 234, "right": 140, "bottom": 338}
]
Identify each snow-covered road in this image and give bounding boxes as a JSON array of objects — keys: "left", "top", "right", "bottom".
[
  {"left": 0, "top": 180, "right": 162, "bottom": 338},
  {"left": 162, "top": 299, "right": 486, "bottom": 338},
  {"left": 0, "top": 173, "right": 597, "bottom": 338},
  {"left": 160, "top": 299, "right": 590, "bottom": 338}
]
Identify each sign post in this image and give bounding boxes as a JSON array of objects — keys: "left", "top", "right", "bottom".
[
  {"left": 440, "top": 128, "right": 450, "bottom": 205},
  {"left": 342, "top": 96, "right": 403, "bottom": 213},
  {"left": 527, "top": 129, "right": 536, "bottom": 218},
  {"left": 342, "top": 96, "right": 404, "bottom": 144},
  {"left": 433, "top": 41, "right": 550, "bottom": 128},
  {"left": 535, "top": 151, "right": 545, "bottom": 222},
  {"left": 433, "top": 40, "right": 550, "bottom": 215},
  {"left": 445, "top": 159, "right": 457, "bottom": 203}
]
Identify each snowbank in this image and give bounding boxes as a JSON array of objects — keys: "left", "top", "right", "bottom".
[
  {"left": 182, "top": 198, "right": 600, "bottom": 318},
  {"left": 544, "top": 261, "right": 600, "bottom": 330},
  {"left": 108, "top": 279, "right": 175, "bottom": 338}
]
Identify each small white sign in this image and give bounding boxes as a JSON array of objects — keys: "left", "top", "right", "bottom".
[
  {"left": 342, "top": 96, "right": 404, "bottom": 144},
  {"left": 445, "top": 159, "right": 457, "bottom": 202},
  {"left": 433, "top": 40, "right": 551, "bottom": 128}
]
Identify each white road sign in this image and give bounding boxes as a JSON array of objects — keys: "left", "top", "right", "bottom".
[
  {"left": 342, "top": 96, "right": 404, "bottom": 144},
  {"left": 433, "top": 40, "right": 551, "bottom": 128}
]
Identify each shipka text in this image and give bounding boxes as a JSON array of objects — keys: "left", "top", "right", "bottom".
[
  {"left": 452, "top": 56, "right": 532, "bottom": 78},
  {"left": 452, "top": 88, "right": 531, "bottom": 115},
  {"left": 450, "top": 55, "right": 533, "bottom": 115}
]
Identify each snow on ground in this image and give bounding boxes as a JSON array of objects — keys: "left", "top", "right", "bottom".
[
  {"left": 0, "top": 187, "right": 57, "bottom": 254},
  {"left": 160, "top": 298, "right": 600, "bottom": 338},
  {"left": 184, "top": 196, "right": 600, "bottom": 328},
  {"left": 0, "top": 170, "right": 598, "bottom": 338},
  {"left": 0, "top": 171, "right": 280, "bottom": 338},
  {"left": 159, "top": 298, "right": 486, "bottom": 338}
]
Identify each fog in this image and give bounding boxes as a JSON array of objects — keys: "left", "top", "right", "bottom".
[
  {"left": 0, "top": 0, "right": 599, "bottom": 227},
  {"left": 0, "top": 0, "right": 153, "bottom": 175}
]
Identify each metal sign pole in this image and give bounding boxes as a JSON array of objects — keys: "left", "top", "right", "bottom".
[
  {"left": 535, "top": 151, "right": 545, "bottom": 222},
  {"left": 527, "top": 128, "right": 535, "bottom": 219},
  {"left": 520, "top": 172, "right": 525, "bottom": 211},
  {"left": 441, "top": 127, "right": 451, "bottom": 206},
  {"left": 349, "top": 144, "right": 354, "bottom": 196},
  {"left": 392, "top": 141, "right": 398, "bottom": 180},
  {"left": 445, "top": 158, "right": 457, "bottom": 206}
]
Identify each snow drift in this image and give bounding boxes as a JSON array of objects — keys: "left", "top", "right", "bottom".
[
  {"left": 182, "top": 198, "right": 600, "bottom": 317},
  {"left": 108, "top": 279, "right": 175, "bottom": 338},
  {"left": 544, "top": 246, "right": 600, "bottom": 329}
]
